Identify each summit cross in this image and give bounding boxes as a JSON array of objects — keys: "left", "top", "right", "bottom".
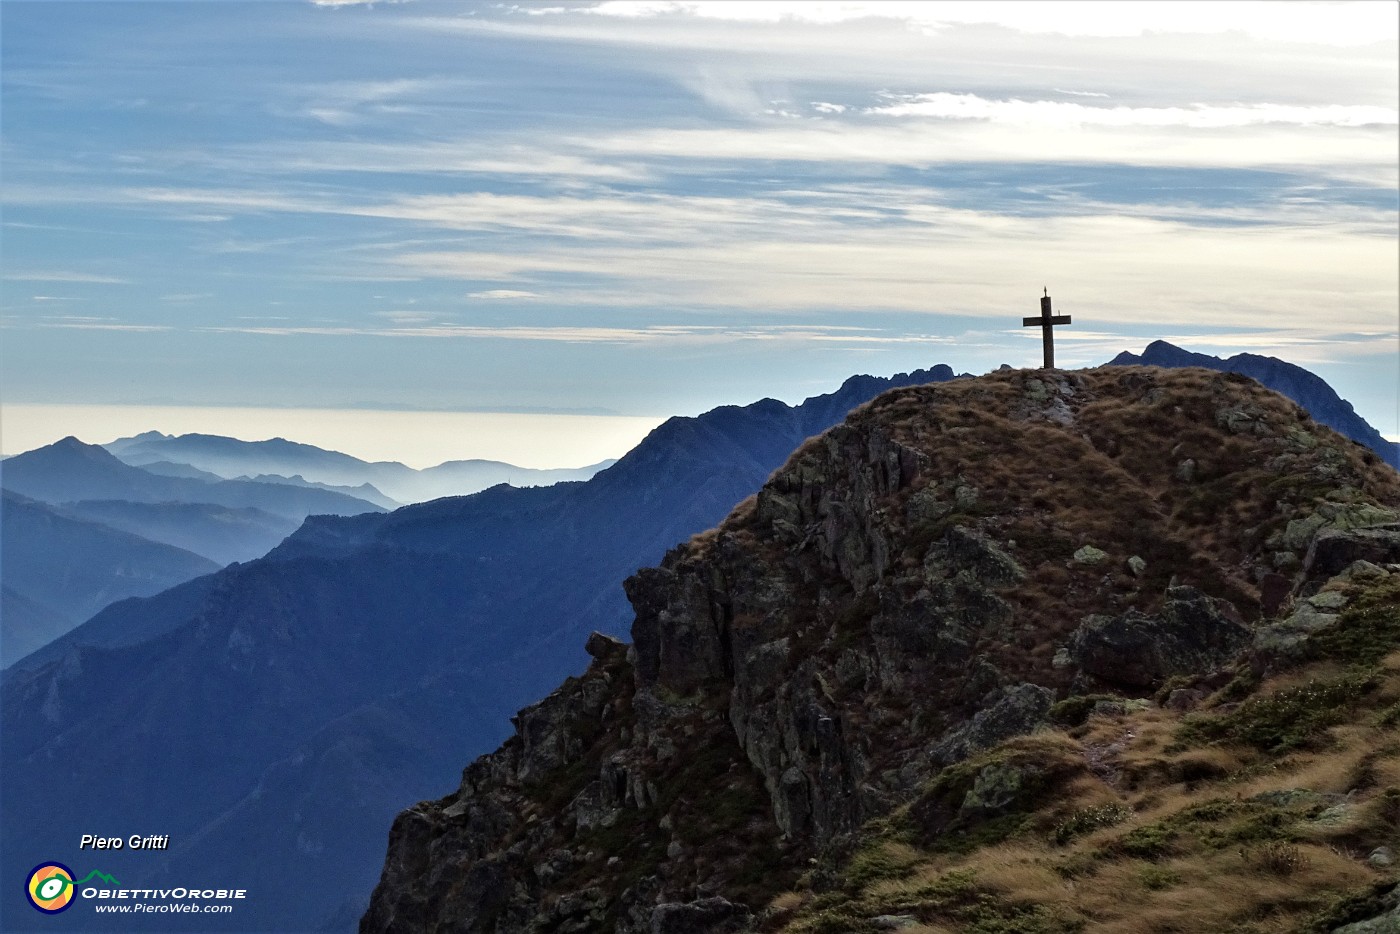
[{"left": 1023, "top": 288, "right": 1071, "bottom": 369}]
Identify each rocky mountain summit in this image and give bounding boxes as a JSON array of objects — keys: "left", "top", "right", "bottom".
[{"left": 362, "top": 366, "right": 1400, "bottom": 934}]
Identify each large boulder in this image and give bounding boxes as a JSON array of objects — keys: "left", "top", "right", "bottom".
[
  {"left": 1068, "top": 584, "right": 1249, "bottom": 688},
  {"left": 929, "top": 683, "right": 1054, "bottom": 765},
  {"left": 1305, "top": 525, "right": 1400, "bottom": 580}
]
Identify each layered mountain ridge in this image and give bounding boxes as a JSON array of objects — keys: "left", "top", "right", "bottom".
[
  {"left": 1, "top": 436, "right": 385, "bottom": 518},
  {"left": 0, "top": 365, "right": 957, "bottom": 933},
  {"left": 362, "top": 366, "right": 1400, "bottom": 933},
  {"left": 0, "top": 490, "right": 221, "bottom": 666},
  {"left": 105, "top": 430, "right": 616, "bottom": 504}
]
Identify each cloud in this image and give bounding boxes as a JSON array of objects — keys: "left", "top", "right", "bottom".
[
  {"left": 277, "top": 77, "right": 469, "bottom": 126},
  {"left": 468, "top": 289, "right": 540, "bottom": 299},
  {"left": 866, "top": 93, "right": 1397, "bottom": 128},
  {"left": 372, "top": 310, "right": 436, "bottom": 324},
  {"left": 382, "top": 205, "right": 1397, "bottom": 335},
  {"left": 3, "top": 270, "right": 130, "bottom": 284},
  {"left": 36, "top": 322, "right": 172, "bottom": 332},
  {"left": 408, "top": 4, "right": 1396, "bottom": 122},
  {"left": 148, "top": 140, "right": 651, "bottom": 182},
  {"left": 572, "top": 121, "right": 1398, "bottom": 185},
  {"left": 309, "top": 0, "right": 410, "bottom": 7},
  {"left": 580, "top": 1, "right": 1398, "bottom": 47},
  {"left": 196, "top": 321, "right": 957, "bottom": 346}
]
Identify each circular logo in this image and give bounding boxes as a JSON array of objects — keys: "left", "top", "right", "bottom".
[{"left": 26, "top": 863, "right": 76, "bottom": 914}]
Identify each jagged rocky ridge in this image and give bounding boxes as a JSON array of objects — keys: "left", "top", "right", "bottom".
[{"left": 363, "top": 366, "right": 1400, "bottom": 933}]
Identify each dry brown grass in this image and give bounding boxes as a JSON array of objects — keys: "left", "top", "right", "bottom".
[
  {"left": 768, "top": 890, "right": 803, "bottom": 912},
  {"left": 950, "top": 842, "right": 1073, "bottom": 902},
  {"left": 777, "top": 617, "right": 1400, "bottom": 933}
]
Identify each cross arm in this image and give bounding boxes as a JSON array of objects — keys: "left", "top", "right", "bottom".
[{"left": 1022, "top": 315, "right": 1071, "bottom": 327}]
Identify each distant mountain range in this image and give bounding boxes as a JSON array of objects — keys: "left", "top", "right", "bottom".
[
  {"left": 2, "top": 437, "right": 386, "bottom": 518},
  {"left": 0, "top": 438, "right": 384, "bottom": 659},
  {"left": 0, "top": 364, "right": 959, "bottom": 932},
  {"left": 0, "top": 491, "right": 220, "bottom": 666},
  {"left": 105, "top": 431, "right": 615, "bottom": 504},
  {"left": 56, "top": 499, "right": 303, "bottom": 567}
]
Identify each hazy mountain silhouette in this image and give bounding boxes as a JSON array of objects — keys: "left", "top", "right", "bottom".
[
  {"left": 56, "top": 499, "right": 302, "bottom": 566},
  {"left": 105, "top": 431, "right": 615, "bottom": 504},
  {"left": 1, "top": 437, "right": 385, "bottom": 519},
  {"left": 7, "top": 574, "right": 220, "bottom": 675},
  {"left": 234, "top": 474, "right": 400, "bottom": 510},
  {"left": 0, "top": 366, "right": 957, "bottom": 932},
  {"left": 0, "top": 586, "right": 69, "bottom": 668},
  {"left": 135, "top": 459, "right": 226, "bottom": 481},
  {"left": 0, "top": 490, "right": 219, "bottom": 666},
  {"left": 1110, "top": 340, "right": 1399, "bottom": 468}
]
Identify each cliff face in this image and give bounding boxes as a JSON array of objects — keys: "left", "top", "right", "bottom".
[{"left": 362, "top": 366, "right": 1400, "bottom": 934}]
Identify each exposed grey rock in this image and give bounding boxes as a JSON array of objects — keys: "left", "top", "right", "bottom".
[
  {"left": 513, "top": 672, "right": 616, "bottom": 783},
  {"left": 1312, "top": 803, "right": 1353, "bottom": 826},
  {"left": 1371, "top": 846, "right": 1396, "bottom": 869},
  {"left": 1166, "top": 688, "right": 1206, "bottom": 711},
  {"left": 1333, "top": 886, "right": 1400, "bottom": 934},
  {"left": 1073, "top": 545, "right": 1108, "bottom": 565},
  {"left": 942, "top": 525, "right": 1026, "bottom": 586},
  {"left": 1340, "top": 560, "right": 1392, "bottom": 581},
  {"left": 1306, "top": 525, "right": 1400, "bottom": 581},
  {"left": 961, "top": 760, "right": 1042, "bottom": 815},
  {"left": 1308, "top": 590, "right": 1349, "bottom": 611},
  {"left": 587, "top": 630, "right": 627, "bottom": 660},
  {"left": 1068, "top": 585, "right": 1249, "bottom": 688},
  {"left": 930, "top": 683, "right": 1054, "bottom": 765},
  {"left": 1092, "top": 698, "right": 1153, "bottom": 717},
  {"left": 650, "top": 897, "right": 751, "bottom": 934},
  {"left": 1249, "top": 789, "right": 1329, "bottom": 809},
  {"left": 1254, "top": 602, "right": 1339, "bottom": 656}
]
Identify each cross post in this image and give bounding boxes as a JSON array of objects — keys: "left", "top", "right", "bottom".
[{"left": 1022, "top": 288, "right": 1071, "bottom": 369}]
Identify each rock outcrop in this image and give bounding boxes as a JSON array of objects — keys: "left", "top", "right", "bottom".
[{"left": 362, "top": 366, "right": 1400, "bottom": 933}]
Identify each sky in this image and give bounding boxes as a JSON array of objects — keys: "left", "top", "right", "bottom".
[{"left": 2, "top": 0, "right": 1397, "bottom": 467}]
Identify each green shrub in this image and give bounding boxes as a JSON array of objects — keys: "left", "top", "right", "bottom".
[
  {"left": 1305, "top": 580, "right": 1400, "bottom": 667},
  {"left": 1138, "top": 864, "right": 1181, "bottom": 890},
  {"left": 843, "top": 843, "right": 921, "bottom": 890},
  {"left": 1104, "top": 822, "right": 1177, "bottom": 860},
  {"left": 1301, "top": 881, "right": 1400, "bottom": 933},
  {"left": 1180, "top": 671, "right": 1378, "bottom": 752},
  {"left": 1048, "top": 695, "right": 1118, "bottom": 728},
  {"left": 1051, "top": 804, "right": 1132, "bottom": 845}
]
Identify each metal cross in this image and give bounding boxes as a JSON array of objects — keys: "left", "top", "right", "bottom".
[{"left": 1022, "top": 287, "right": 1071, "bottom": 369}]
